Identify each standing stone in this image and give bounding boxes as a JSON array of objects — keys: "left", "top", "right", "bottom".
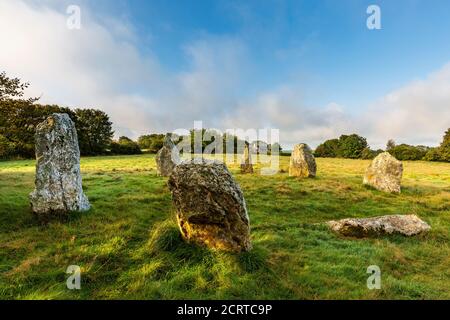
[
  {"left": 29, "top": 113, "right": 90, "bottom": 216},
  {"left": 240, "top": 142, "right": 253, "bottom": 174},
  {"left": 289, "top": 143, "right": 316, "bottom": 178},
  {"left": 363, "top": 152, "right": 403, "bottom": 193},
  {"left": 156, "top": 134, "right": 181, "bottom": 177},
  {"left": 168, "top": 159, "right": 251, "bottom": 252}
]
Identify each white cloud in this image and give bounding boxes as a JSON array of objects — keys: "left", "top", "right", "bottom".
[
  {"left": 361, "top": 64, "right": 450, "bottom": 148},
  {"left": 0, "top": 0, "right": 448, "bottom": 149}
]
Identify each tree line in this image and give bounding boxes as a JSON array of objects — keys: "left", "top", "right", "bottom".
[
  {"left": 0, "top": 72, "right": 448, "bottom": 162},
  {"left": 314, "top": 133, "right": 449, "bottom": 162}
]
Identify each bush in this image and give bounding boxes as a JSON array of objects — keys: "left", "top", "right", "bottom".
[
  {"left": 109, "top": 136, "right": 142, "bottom": 155},
  {"left": 361, "top": 148, "right": 383, "bottom": 160},
  {"left": 314, "top": 134, "right": 368, "bottom": 159},
  {"left": 424, "top": 148, "right": 442, "bottom": 161},
  {"left": 314, "top": 139, "right": 339, "bottom": 157},
  {"left": 337, "top": 134, "right": 368, "bottom": 159},
  {"left": 0, "top": 134, "right": 16, "bottom": 159},
  {"left": 388, "top": 144, "right": 428, "bottom": 161},
  {"left": 138, "top": 134, "right": 165, "bottom": 153},
  {"left": 424, "top": 129, "right": 450, "bottom": 162}
]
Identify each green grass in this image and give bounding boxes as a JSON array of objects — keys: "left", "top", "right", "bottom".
[{"left": 0, "top": 155, "right": 449, "bottom": 299}]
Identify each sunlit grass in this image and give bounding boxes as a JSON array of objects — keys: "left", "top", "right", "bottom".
[{"left": 0, "top": 155, "right": 449, "bottom": 299}]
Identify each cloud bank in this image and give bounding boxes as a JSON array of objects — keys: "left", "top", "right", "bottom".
[{"left": 0, "top": 0, "right": 448, "bottom": 149}]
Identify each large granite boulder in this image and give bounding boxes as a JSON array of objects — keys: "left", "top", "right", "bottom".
[
  {"left": 29, "top": 113, "right": 90, "bottom": 216},
  {"left": 240, "top": 142, "right": 253, "bottom": 174},
  {"left": 289, "top": 143, "right": 316, "bottom": 178},
  {"left": 363, "top": 152, "right": 403, "bottom": 193},
  {"left": 156, "top": 134, "right": 181, "bottom": 177},
  {"left": 168, "top": 159, "right": 251, "bottom": 252},
  {"left": 328, "top": 214, "right": 430, "bottom": 237}
]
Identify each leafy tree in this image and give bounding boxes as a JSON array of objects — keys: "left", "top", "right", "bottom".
[
  {"left": 110, "top": 136, "right": 142, "bottom": 155},
  {"left": 314, "top": 139, "right": 340, "bottom": 157},
  {"left": 0, "top": 72, "right": 34, "bottom": 102},
  {"left": 386, "top": 139, "right": 396, "bottom": 151},
  {"left": 0, "top": 134, "right": 16, "bottom": 159},
  {"left": 73, "top": 109, "right": 114, "bottom": 156},
  {"left": 388, "top": 144, "right": 428, "bottom": 161},
  {"left": 0, "top": 100, "right": 73, "bottom": 158},
  {"left": 361, "top": 147, "right": 383, "bottom": 160},
  {"left": 426, "top": 128, "right": 450, "bottom": 162},
  {"left": 440, "top": 128, "right": 450, "bottom": 161},
  {"left": 423, "top": 148, "right": 442, "bottom": 161},
  {"left": 337, "top": 134, "right": 368, "bottom": 159},
  {"left": 138, "top": 134, "right": 165, "bottom": 153}
]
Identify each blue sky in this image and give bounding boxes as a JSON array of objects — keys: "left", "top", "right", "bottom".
[
  {"left": 87, "top": 0, "right": 450, "bottom": 109},
  {"left": 1, "top": 0, "right": 449, "bottom": 148}
]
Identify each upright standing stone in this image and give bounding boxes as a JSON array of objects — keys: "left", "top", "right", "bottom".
[
  {"left": 168, "top": 159, "right": 251, "bottom": 252},
  {"left": 240, "top": 142, "right": 253, "bottom": 174},
  {"left": 289, "top": 143, "right": 316, "bottom": 178},
  {"left": 363, "top": 152, "right": 403, "bottom": 193},
  {"left": 29, "top": 113, "right": 90, "bottom": 216},
  {"left": 156, "top": 134, "right": 180, "bottom": 177}
]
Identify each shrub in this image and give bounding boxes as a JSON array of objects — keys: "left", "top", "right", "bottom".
[
  {"left": 337, "top": 134, "right": 368, "bottom": 159},
  {"left": 361, "top": 147, "right": 383, "bottom": 160},
  {"left": 424, "top": 148, "right": 442, "bottom": 161},
  {"left": 138, "top": 134, "right": 165, "bottom": 153},
  {"left": 314, "top": 139, "right": 339, "bottom": 157},
  {"left": 388, "top": 144, "right": 428, "bottom": 161},
  {"left": 109, "top": 136, "right": 142, "bottom": 155},
  {"left": 0, "top": 134, "right": 16, "bottom": 159}
]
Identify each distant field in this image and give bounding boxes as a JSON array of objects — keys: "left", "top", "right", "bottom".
[{"left": 0, "top": 155, "right": 449, "bottom": 299}]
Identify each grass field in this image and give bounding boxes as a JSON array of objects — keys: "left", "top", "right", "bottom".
[{"left": 0, "top": 154, "right": 449, "bottom": 299}]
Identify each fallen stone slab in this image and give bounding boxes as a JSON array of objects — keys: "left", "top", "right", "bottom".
[{"left": 327, "top": 214, "right": 430, "bottom": 237}]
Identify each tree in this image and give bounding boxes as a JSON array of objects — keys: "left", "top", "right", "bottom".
[
  {"left": 337, "top": 134, "right": 368, "bottom": 159},
  {"left": 440, "top": 128, "right": 450, "bottom": 161},
  {"left": 386, "top": 139, "right": 396, "bottom": 151},
  {"left": 0, "top": 71, "right": 38, "bottom": 103},
  {"left": 426, "top": 128, "right": 450, "bottom": 162},
  {"left": 110, "top": 136, "right": 142, "bottom": 155},
  {"left": 0, "top": 134, "right": 16, "bottom": 159},
  {"left": 314, "top": 139, "right": 340, "bottom": 157},
  {"left": 74, "top": 109, "right": 114, "bottom": 155},
  {"left": 361, "top": 147, "right": 383, "bottom": 160},
  {"left": 138, "top": 134, "right": 165, "bottom": 153},
  {"left": 0, "top": 100, "right": 72, "bottom": 158},
  {"left": 388, "top": 144, "right": 428, "bottom": 160}
]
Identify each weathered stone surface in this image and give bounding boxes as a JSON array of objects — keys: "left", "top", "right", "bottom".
[
  {"left": 156, "top": 134, "right": 181, "bottom": 177},
  {"left": 29, "top": 113, "right": 90, "bottom": 216},
  {"left": 289, "top": 143, "right": 316, "bottom": 178},
  {"left": 240, "top": 142, "right": 253, "bottom": 174},
  {"left": 363, "top": 152, "right": 403, "bottom": 193},
  {"left": 327, "top": 214, "right": 430, "bottom": 237},
  {"left": 168, "top": 159, "right": 251, "bottom": 252}
]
